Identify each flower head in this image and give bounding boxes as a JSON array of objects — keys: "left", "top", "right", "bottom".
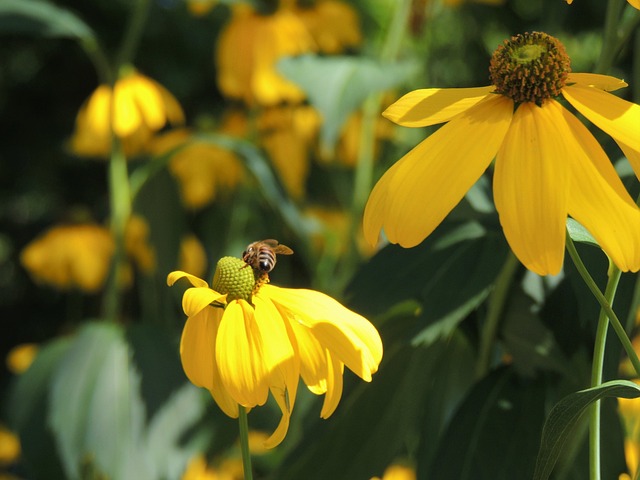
[
  {"left": 21, "top": 223, "right": 115, "bottom": 292},
  {"left": 364, "top": 32, "right": 640, "bottom": 276},
  {"left": 69, "top": 68, "right": 184, "bottom": 158},
  {"left": 168, "top": 256, "right": 382, "bottom": 448}
]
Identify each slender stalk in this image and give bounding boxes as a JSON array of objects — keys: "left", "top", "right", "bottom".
[
  {"left": 565, "top": 233, "right": 640, "bottom": 377},
  {"left": 116, "top": 0, "right": 151, "bottom": 68},
  {"left": 475, "top": 251, "right": 519, "bottom": 379},
  {"left": 238, "top": 407, "right": 254, "bottom": 480},
  {"left": 596, "top": 0, "right": 626, "bottom": 73},
  {"left": 587, "top": 263, "right": 622, "bottom": 480}
]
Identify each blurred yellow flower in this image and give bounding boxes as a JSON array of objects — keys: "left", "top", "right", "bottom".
[
  {"left": 364, "top": 32, "right": 640, "bottom": 276},
  {"left": 150, "top": 128, "right": 243, "bottom": 209},
  {"left": 168, "top": 256, "right": 382, "bottom": 448},
  {"left": 6, "top": 343, "right": 38, "bottom": 375},
  {"left": 216, "top": 4, "right": 316, "bottom": 105},
  {"left": 186, "top": 0, "right": 217, "bottom": 16},
  {"left": 69, "top": 69, "right": 185, "bottom": 158},
  {"left": 295, "top": 0, "right": 362, "bottom": 54},
  {"left": 258, "top": 105, "right": 320, "bottom": 199},
  {"left": 620, "top": 439, "right": 640, "bottom": 480},
  {"left": 566, "top": 0, "right": 639, "bottom": 9},
  {"left": 305, "top": 205, "right": 376, "bottom": 258},
  {"left": 125, "top": 215, "right": 156, "bottom": 275},
  {"left": 21, "top": 224, "right": 114, "bottom": 292},
  {"left": 181, "top": 454, "right": 241, "bottom": 480},
  {"left": 0, "top": 426, "right": 20, "bottom": 467},
  {"left": 178, "top": 234, "right": 208, "bottom": 279},
  {"left": 370, "top": 463, "right": 417, "bottom": 480}
]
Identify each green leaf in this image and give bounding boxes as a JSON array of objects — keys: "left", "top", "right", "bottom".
[
  {"left": 533, "top": 379, "right": 640, "bottom": 480},
  {"left": 277, "top": 55, "right": 417, "bottom": 151},
  {"left": 566, "top": 218, "right": 599, "bottom": 248},
  {"left": 48, "top": 322, "right": 150, "bottom": 479},
  {"left": 0, "top": 0, "right": 94, "bottom": 40},
  {"left": 425, "top": 367, "right": 547, "bottom": 480}
]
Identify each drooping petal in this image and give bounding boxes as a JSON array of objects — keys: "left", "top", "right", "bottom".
[
  {"left": 567, "top": 73, "right": 627, "bottom": 92},
  {"left": 494, "top": 101, "right": 570, "bottom": 275},
  {"left": 319, "top": 352, "right": 344, "bottom": 419},
  {"left": 263, "top": 285, "right": 382, "bottom": 380},
  {"left": 561, "top": 110, "right": 640, "bottom": 272},
  {"left": 130, "top": 74, "right": 168, "bottom": 131},
  {"left": 368, "top": 94, "right": 513, "bottom": 248},
  {"left": 167, "top": 270, "right": 209, "bottom": 288},
  {"left": 263, "top": 386, "right": 291, "bottom": 449},
  {"left": 253, "top": 296, "right": 299, "bottom": 413},
  {"left": 216, "top": 300, "right": 270, "bottom": 408},
  {"left": 362, "top": 157, "right": 404, "bottom": 246},
  {"left": 180, "top": 307, "right": 238, "bottom": 417},
  {"left": 629, "top": 0, "right": 640, "bottom": 9},
  {"left": 562, "top": 84, "right": 640, "bottom": 151},
  {"left": 113, "top": 81, "right": 143, "bottom": 137},
  {"left": 382, "top": 86, "right": 494, "bottom": 127},
  {"left": 182, "top": 287, "right": 227, "bottom": 317},
  {"left": 284, "top": 315, "right": 329, "bottom": 394},
  {"left": 616, "top": 140, "right": 640, "bottom": 182}
]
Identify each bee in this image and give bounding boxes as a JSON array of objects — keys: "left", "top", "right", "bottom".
[{"left": 242, "top": 239, "right": 293, "bottom": 273}]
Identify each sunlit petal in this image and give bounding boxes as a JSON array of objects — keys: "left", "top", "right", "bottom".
[
  {"left": 263, "top": 285, "right": 382, "bottom": 379},
  {"left": 382, "top": 86, "right": 494, "bottom": 127},
  {"left": 254, "top": 296, "right": 299, "bottom": 411},
  {"left": 616, "top": 140, "right": 640, "bottom": 182},
  {"left": 263, "top": 386, "right": 291, "bottom": 449},
  {"left": 494, "top": 101, "right": 570, "bottom": 275},
  {"left": 182, "top": 287, "right": 227, "bottom": 317},
  {"left": 567, "top": 73, "right": 627, "bottom": 91},
  {"left": 319, "top": 352, "right": 344, "bottom": 419},
  {"left": 130, "top": 75, "right": 167, "bottom": 130},
  {"left": 167, "top": 270, "right": 209, "bottom": 288},
  {"left": 562, "top": 111, "right": 640, "bottom": 272},
  {"left": 378, "top": 94, "right": 513, "bottom": 247},
  {"left": 285, "top": 316, "right": 329, "bottom": 394},
  {"left": 362, "top": 158, "right": 404, "bottom": 246},
  {"left": 563, "top": 84, "right": 640, "bottom": 151},
  {"left": 216, "top": 301, "right": 269, "bottom": 407}
]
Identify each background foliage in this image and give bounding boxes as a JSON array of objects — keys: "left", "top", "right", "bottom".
[{"left": 1, "top": 0, "right": 640, "bottom": 479}]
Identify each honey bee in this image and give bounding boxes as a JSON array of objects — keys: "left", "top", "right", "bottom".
[{"left": 242, "top": 239, "right": 293, "bottom": 273}]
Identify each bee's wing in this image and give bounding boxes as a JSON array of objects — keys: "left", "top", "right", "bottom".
[{"left": 274, "top": 245, "right": 293, "bottom": 255}]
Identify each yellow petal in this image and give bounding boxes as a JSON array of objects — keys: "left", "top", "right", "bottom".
[
  {"left": 494, "top": 101, "right": 570, "bottom": 275},
  {"left": 567, "top": 73, "right": 628, "bottom": 92},
  {"left": 182, "top": 287, "right": 226, "bottom": 317},
  {"left": 562, "top": 111, "right": 640, "bottom": 272},
  {"left": 180, "top": 307, "right": 238, "bottom": 417},
  {"left": 562, "top": 84, "right": 640, "bottom": 151},
  {"left": 382, "top": 86, "right": 494, "bottom": 127},
  {"left": 370, "top": 94, "right": 513, "bottom": 248},
  {"left": 253, "top": 296, "right": 299, "bottom": 411},
  {"left": 263, "top": 285, "right": 382, "bottom": 379},
  {"left": 216, "top": 301, "right": 270, "bottom": 407},
  {"left": 285, "top": 317, "right": 329, "bottom": 394},
  {"left": 628, "top": 0, "right": 639, "bottom": 9},
  {"left": 319, "top": 352, "right": 344, "bottom": 418},
  {"left": 616, "top": 140, "right": 640, "bottom": 182},
  {"left": 263, "top": 387, "right": 291, "bottom": 449},
  {"left": 113, "top": 80, "right": 143, "bottom": 137},
  {"left": 167, "top": 270, "right": 209, "bottom": 287},
  {"left": 362, "top": 157, "right": 403, "bottom": 246}
]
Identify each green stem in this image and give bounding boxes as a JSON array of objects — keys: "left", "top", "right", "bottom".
[
  {"left": 596, "top": 0, "right": 626, "bottom": 73},
  {"left": 79, "top": 36, "right": 113, "bottom": 85},
  {"left": 103, "top": 137, "right": 132, "bottom": 322},
  {"left": 565, "top": 232, "right": 640, "bottom": 377},
  {"left": 587, "top": 263, "right": 622, "bottom": 480},
  {"left": 116, "top": 0, "right": 151, "bottom": 68},
  {"left": 475, "top": 251, "right": 520, "bottom": 379},
  {"left": 238, "top": 407, "right": 254, "bottom": 480}
]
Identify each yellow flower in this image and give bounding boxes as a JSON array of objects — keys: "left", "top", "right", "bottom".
[
  {"left": 20, "top": 224, "right": 115, "bottom": 292},
  {"left": 294, "top": 0, "right": 362, "bottom": 54},
  {"left": 181, "top": 454, "right": 241, "bottom": 480},
  {"left": 6, "top": 343, "right": 38, "bottom": 375},
  {"left": 364, "top": 32, "right": 640, "bottom": 276},
  {"left": 186, "top": 0, "right": 217, "bottom": 16},
  {"left": 215, "top": 4, "right": 316, "bottom": 106},
  {"left": 150, "top": 128, "right": 243, "bottom": 209},
  {"left": 179, "top": 234, "right": 208, "bottom": 279},
  {"left": 167, "top": 256, "right": 383, "bottom": 448},
  {"left": 69, "top": 69, "right": 184, "bottom": 158},
  {"left": 370, "top": 464, "right": 417, "bottom": 480},
  {"left": 258, "top": 105, "right": 320, "bottom": 199},
  {"left": 0, "top": 425, "right": 20, "bottom": 466},
  {"left": 566, "top": 0, "right": 639, "bottom": 9},
  {"left": 125, "top": 215, "right": 156, "bottom": 274}
]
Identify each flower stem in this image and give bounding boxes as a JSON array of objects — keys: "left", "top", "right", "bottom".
[
  {"left": 103, "top": 137, "right": 131, "bottom": 322},
  {"left": 238, "top": 406, "right": 254, "bottom": 480},
  {"left": 596, "top": 0, "right": 626, "bottom": 73},
  {"left": 565, "top": 232, "right": 640, "bottom": 377},
  {"left": 476, "top": 251, "right": 519, "bottom": 379},
  {"left": 587, "top": 262, "right": 622, "bottom": 480},
  {"left": 116, "top": 0, "right": 151, "bottom": 68}
]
